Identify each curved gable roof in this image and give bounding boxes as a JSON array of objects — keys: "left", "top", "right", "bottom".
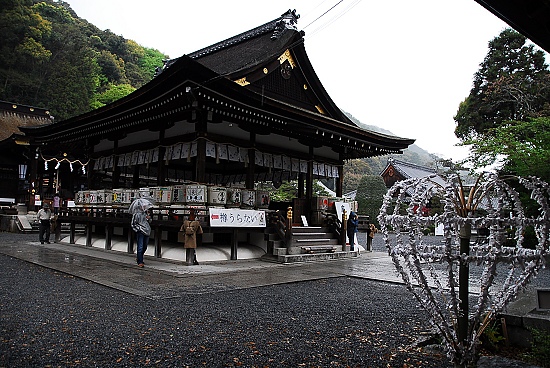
[{"left": 21, "top": 10, "right": 414, "bottom": 160}]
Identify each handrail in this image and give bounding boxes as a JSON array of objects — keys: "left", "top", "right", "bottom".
[
  {"left": 267, "top": 210, "right": 288, "bottom": 247},
  {"left": 325, "top": 212, "right": 346, "bottom": 248}
]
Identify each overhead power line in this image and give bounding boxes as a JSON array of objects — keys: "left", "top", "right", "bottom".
[
  {"left": 303, "top": 0, "right": 363, "bottom": 39},
  {"left": 303, "top": 0, "right": 344, "bottom": 30}
]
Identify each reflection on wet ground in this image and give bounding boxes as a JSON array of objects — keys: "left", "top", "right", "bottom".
[{"left": 0, "top": 233, "right": 547, "bottom": 303}]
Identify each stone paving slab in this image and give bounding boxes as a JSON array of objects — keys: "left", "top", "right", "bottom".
[{"left": 0, "top": 239, "right": 403, "bottom": 299}]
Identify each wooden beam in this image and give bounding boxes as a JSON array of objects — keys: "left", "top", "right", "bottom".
[
  {"left": 157, "top": 130, "right": 166, "bottom": 185},
  {"left": 306, "top": 146, "right": 313, "bottom": 199},
  {"left": 246, "top": 132, "right": 256, "bottom": 189},
  {"left": 195, "top": 138, "right": 206, "bottom": 183}
]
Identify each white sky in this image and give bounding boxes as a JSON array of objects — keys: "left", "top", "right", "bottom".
[{"left": 63, "top": 0, "right": 515, "bottom": 161}]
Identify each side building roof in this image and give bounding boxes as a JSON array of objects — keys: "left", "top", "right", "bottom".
[{"left": 380, "top": 158, "right": 446, "bottom": 188}]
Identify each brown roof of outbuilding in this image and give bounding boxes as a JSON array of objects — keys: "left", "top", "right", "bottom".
[{"left": 0, "top": 101, "right": 52, "bottom": 141}]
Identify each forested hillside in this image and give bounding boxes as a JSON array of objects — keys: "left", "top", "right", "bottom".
[
  {"left": 0, "top": 0, "right": 167, "bottom": 121},
  {"left": 341, "top": 112, "right": 437, "bottom": 192}
]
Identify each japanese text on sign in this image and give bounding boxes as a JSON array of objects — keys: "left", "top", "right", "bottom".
[{"left": 209, "top": 208, "right": 266, "bottom": 227}]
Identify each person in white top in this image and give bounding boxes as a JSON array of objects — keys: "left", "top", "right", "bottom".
[{"left": 37, "top": 203, "right": 52, "bottom": 244}]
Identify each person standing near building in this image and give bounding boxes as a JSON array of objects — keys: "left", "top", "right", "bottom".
[
  {"left": 367, "top": 223, "right": 378, "bottom": 251},
  {"left": 347, "top": 211, "right": 359, "bottom": 251},
  {"left": 131, "top": 206, "right": 151, "bottom": 267},
  {"left": 181, "top": 209, "right": 203, "bottom": 265},
  {"left": 37, "top": 203, "right": 52, "bottom": 244},
  {"left": 53, "top": 193, "right": 61, "bottom": 215}
]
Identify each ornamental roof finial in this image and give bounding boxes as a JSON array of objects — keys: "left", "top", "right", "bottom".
[{"left": 271, "top": 9, "right": 300, "bottom": 40}]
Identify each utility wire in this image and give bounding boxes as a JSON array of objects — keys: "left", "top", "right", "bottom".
[
  {"left": 196, "top": 0, "right": 361, "bottom": 86},
  {"left": 304, "top": 0, "right": 363, "bottom": 39},
  {"left": 303, "top": 0, "right": 344, "bottom": 30}
]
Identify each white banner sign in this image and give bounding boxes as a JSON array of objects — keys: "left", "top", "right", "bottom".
[{"left": 209, "top": 208, "right": 266, "bottom": 227}]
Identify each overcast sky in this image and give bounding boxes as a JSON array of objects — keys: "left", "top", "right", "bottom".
[{"left": 63, "top": 0, "right": 516, "bottom": 161}]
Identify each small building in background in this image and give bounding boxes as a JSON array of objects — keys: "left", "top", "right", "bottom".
[
  {"left": 0, "top": 101, "right": 53, "bottom": 208},
  {"left": 380, "top": 158, "right": 445, "bottom": 189}
]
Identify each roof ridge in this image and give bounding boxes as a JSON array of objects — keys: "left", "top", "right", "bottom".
[
  {"left": 189, "top": 21, "right": 277, "bottom": 59},
  {"left": 159, "top": 10, "right": 300, "bottom": 74},
  {"left": 191, "top": 9, "right": 299, "bottom": 59},
  {"left": 389, "top": 158, "right": 436, "bottom": 173}
]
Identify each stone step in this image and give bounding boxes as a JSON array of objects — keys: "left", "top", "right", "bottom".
[
  {"left": 274, "top": 251, "right": 358, "bottom": 263},
  {"left": 301, "top": 245, "right": 337, "bottom": 253},
  {"left": 292, "top": 232, "right": 329, "bottom": 236},
  {"left": 292, "top": 239, "right": 339, "bottom": 247},
  {"left": 290, "top": 226, "right": 329, "bottom": 234},
  {"left": 294, "top": 238, "right": 338, "bottom": 243}
]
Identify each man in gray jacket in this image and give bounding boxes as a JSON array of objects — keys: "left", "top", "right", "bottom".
[{"left": 131, "top": 207, "right": 151, "bottom": 267}]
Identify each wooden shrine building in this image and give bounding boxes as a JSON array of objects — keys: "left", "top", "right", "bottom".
[
  {"left": 0, "top": 101, "right": 53, "bottom": 207},
  {"left": 16, "top": 10, "right": 414, "bottom": 262},
  {"left": 380, "top": 158, "right": 445, "bottom": 189}
]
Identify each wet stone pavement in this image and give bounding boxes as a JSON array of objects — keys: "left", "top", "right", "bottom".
[
  {"left": 0, "top": 232, "right": 544, "bottom": 367},
  {"left": 0, "top": 232, "right": 407, "bottom": 300}
]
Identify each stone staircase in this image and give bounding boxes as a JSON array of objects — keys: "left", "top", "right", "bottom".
[{"left": 263, "top": 225, "right": 358, "bottom": 263}]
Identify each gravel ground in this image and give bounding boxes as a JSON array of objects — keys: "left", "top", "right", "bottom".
[{"left": 0, "top": 232, "right": 545, "bottom": 367}]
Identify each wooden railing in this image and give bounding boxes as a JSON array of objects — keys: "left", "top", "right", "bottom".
[
  {"left": 325, "top": 211, "right": 347, "bottom": 248},
  {"left": 267, "top": 209, "right": 289, "bottom": 247}
]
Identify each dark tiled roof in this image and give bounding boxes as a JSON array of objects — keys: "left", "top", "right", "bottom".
[
  {"left": 475, "top": 0, "right": 550, "bottom": 54},
  {"left": 383, "top": 158, "right": 446, "bottom": 187},
  {"left": 161, "top": 9, "right": 301, "bottom": 76}
]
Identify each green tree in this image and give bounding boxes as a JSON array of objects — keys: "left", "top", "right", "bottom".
[
  {"left": 454, "top": 29, "right": 550, "bottom": 141},
  {"left": 0, "top": 0, "right": 52, "bottom": 101},
  {"left": 355, "top": 175, "right": 387, "bottom": 226},
  {"left": 96, "top": 50, "right": 127, "bottom": 86},
  {"left": 91, "top": 83, "right": 135, "bottom": 108},
  {"left": 0, "top": 0, "right": 166, "bottom": 120},
  {"left": 462, "top": 117, "right": 550, "bottom": 181},
  {"left": 343, "top": 159, "right": 371, "bottom": 193},
  {"left": 268, "top": 180, "right": 330, "bottom": 202}
]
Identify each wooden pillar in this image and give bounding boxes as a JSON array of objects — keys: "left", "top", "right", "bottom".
[
  {"left": 69, "top": 222, "right": 76, "bottom": 244},
  {"left": 85, "top": 223, "right": 92, "bottom": 247},
  {"left": 86, "top": 163, "right": 92, "bottom": 190},
  {"left": 336, "top": 165, "right": 343, "bottom": 197},
  {"left": 193, "top": 114, "right": 207, "bottom": 183},
  {"left": 306, "top": 147, "right": 314, "bottom": 200},
  {"left": 231, "top": 229, "right": 238, "bottom": 260},
  {"left": 105, "top": 224, "right": 112, "bottom": 250},
  {"left": 245, "top": 132, "right": 256, "bottom": 190},
  {"left": 132, "top": 165, "right": 140, "bottom": 188},
  {"left": 154, "top": 226, "right": 162, "bottom": 258},
  {"left": 157, "top": 130, "right": 166, "bottom": 186},
  {"left": 298, "top": 173, "right": 305, "bottom": 198},
  {"left": 285, "top": 206, "right": 293, "bottom": 249},
  {"left": 195, "top": 138, "right": 206, "bottom": 183},
  {"left": 127, "top": 229, "right": 134, "bottom": 254},
  {"left": 86, "top": 144, "right": 94, "bottom": 189},
  {"left": 112, "top": 140, "right": 120, "bottom": 188},
  {"left": 341, "top": 209, "right": 348, "bottom": 250},
  {"left": 28, "top": 147, "right": 38, "bottom": 211}
]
